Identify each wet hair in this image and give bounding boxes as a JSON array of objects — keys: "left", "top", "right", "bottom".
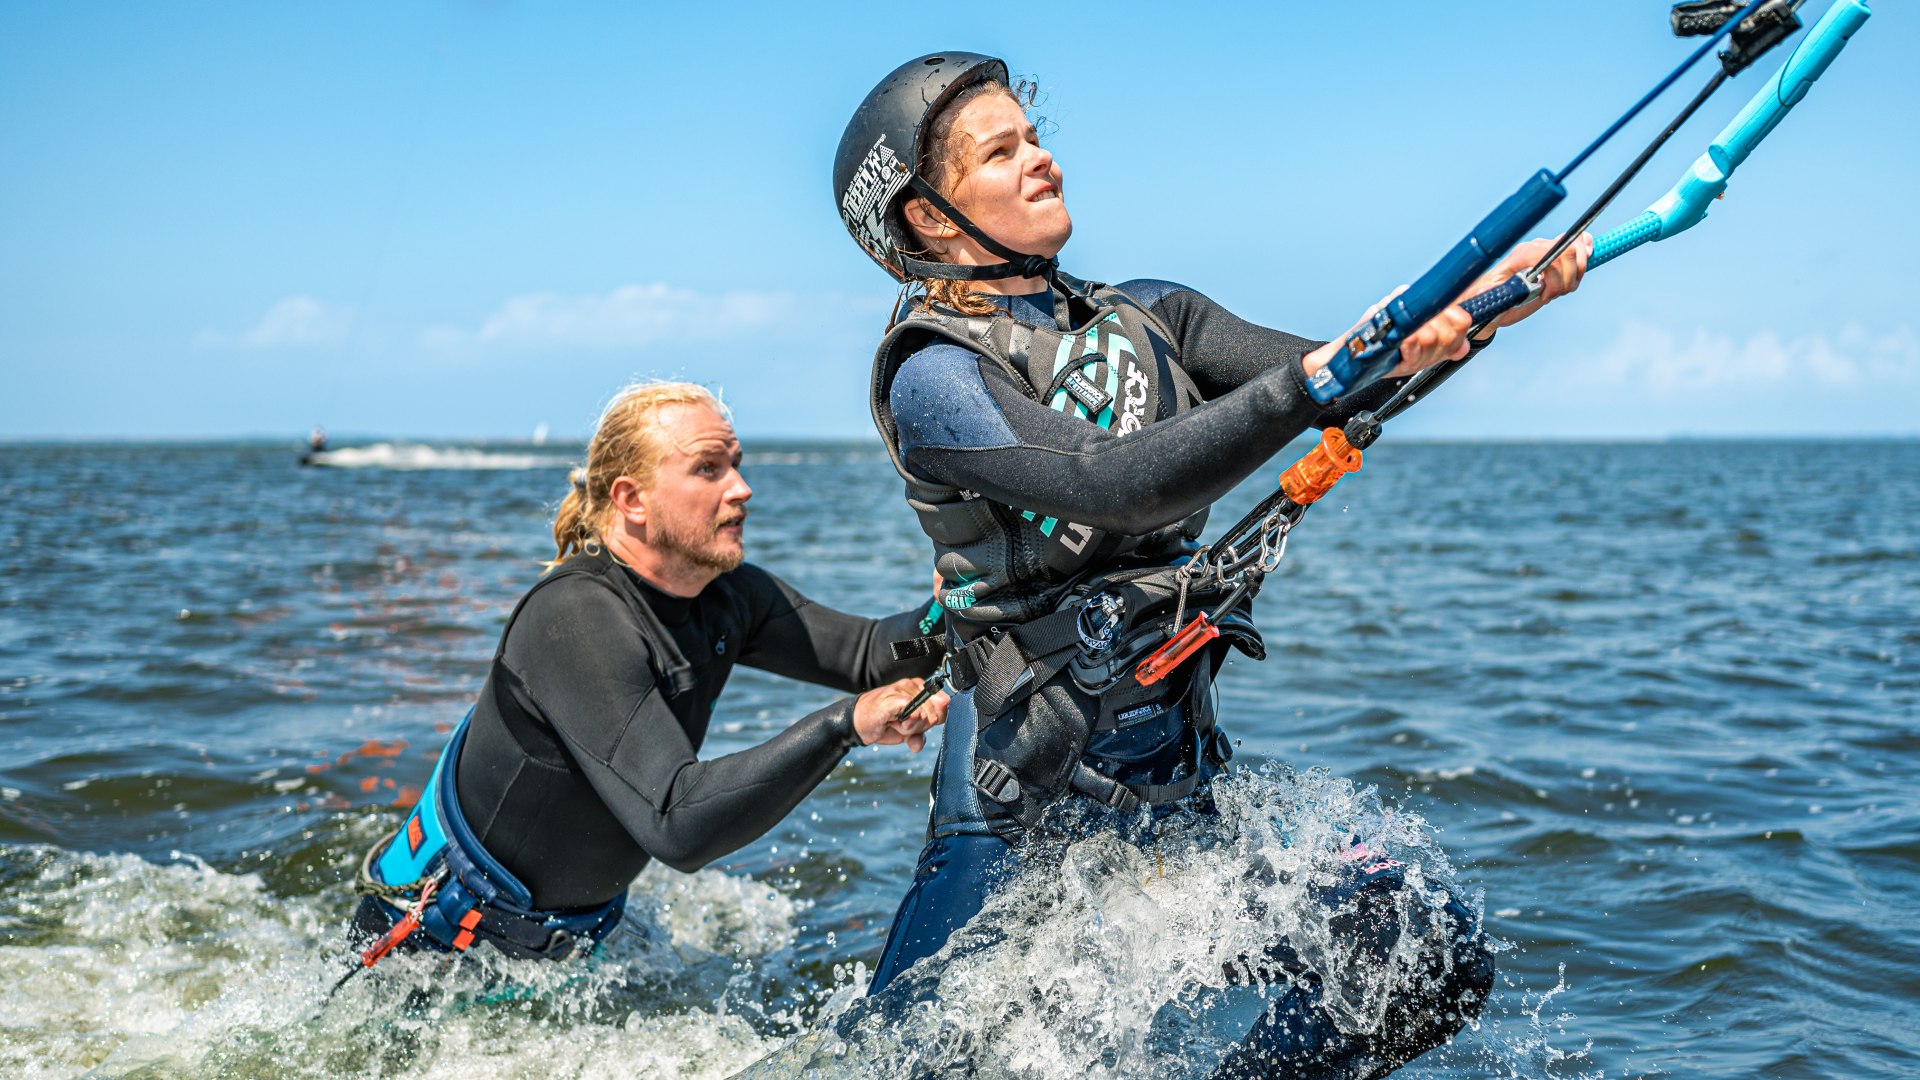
[
  {"left": 896, "top": 76, "right": 1044, "bottom": 317},
  {"left": 548, "top": 381, "right": 730, "bottom": 568}
]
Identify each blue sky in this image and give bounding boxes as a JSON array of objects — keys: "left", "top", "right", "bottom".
[{"left": 2, "top": 1, "right": 1914, "bottom": 441}]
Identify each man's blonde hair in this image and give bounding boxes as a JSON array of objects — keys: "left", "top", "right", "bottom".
[{"left": 549, "top": 381, "right": 729, "bottom": 567}]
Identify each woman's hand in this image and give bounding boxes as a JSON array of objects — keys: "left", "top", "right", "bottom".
[
  {"left": 1300, "top": 231, "right": 1591, "bottom": 383},
  {"left": 1471, "top": 232, "right": 1592, "bottom": 330},
  {"left": 1302, "top": 287, "right": 1474, "bottom": 383},
  {"left": 852, "top": 677, "right": 950, "bottom": 752}
]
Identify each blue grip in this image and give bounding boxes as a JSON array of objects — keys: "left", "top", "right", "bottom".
[
  {"left": 1590, "top": 210, "right": 1661, "bottom": 270},
  {"left": 1584, "top": 2, "right": 1868, "bottom": 277},
  {"left": 1308, "top": 169, "right": 1566, "bottom": 402},
  {"left": 1387, "top": 170, "right": 1566, "bottom": 331},
  {"left": 1460, "top": 274, "right": 1531, "bottom": 325}
]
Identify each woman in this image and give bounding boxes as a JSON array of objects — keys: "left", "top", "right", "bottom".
[
  {"left": 832, "top": 54, "right": 1588, "bottom": 1075},
  {"left": 350, "top": 382, "right": 947, "bottom": 962}
]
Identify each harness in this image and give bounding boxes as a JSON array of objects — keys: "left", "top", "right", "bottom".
[{"left": 354, "top": 713, "right": 626, "bottom": 962}]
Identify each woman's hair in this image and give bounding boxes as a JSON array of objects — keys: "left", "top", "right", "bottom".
[
  {"left": 896, "top": 77, "right": 1040, "bottom": 317},
  {"left": 548, "top": 380, "right": 729, "bottom": 567}
]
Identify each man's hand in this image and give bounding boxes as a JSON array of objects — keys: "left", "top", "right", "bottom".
[{"left": 852, "top": 677, "right": 950, "bottom": 752}]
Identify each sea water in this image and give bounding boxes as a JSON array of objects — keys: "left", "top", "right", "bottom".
[{"left": 1, "top": 438, "right": 1914, "bottom": 1078}]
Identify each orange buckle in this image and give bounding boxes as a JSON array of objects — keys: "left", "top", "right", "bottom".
[{"left": 451, "top": 908, "right": 482, "bottom": 951}]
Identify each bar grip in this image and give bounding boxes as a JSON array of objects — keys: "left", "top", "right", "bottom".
[
  {"left": 1387, "top": 170, "right": 1566, "bottom": 333},
  {"left": 1459, "top": 274, "right": 1532, "bottom": 325},
  {"left": 1590, "top": 209, "right": 1661, "bottom": 269},
  {"left": 1308, "top": 170, "right": 1566, "bottom": 403}
]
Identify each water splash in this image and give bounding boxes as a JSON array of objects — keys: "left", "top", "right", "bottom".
[
  {"left": 741, "top": 765, "right": 1542, "bottom": 1078},
  {"left": 0, "top": 846, "right": 809, "bottom": 1079}
]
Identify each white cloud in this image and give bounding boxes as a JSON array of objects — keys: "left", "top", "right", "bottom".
[
  {"left": 197, "top": 296, "right": 356, "bottom": 349},
  {"left": 424, "top": 284, "right": 877, "bottom": 350},
  {"left": 1539, "top": 320, "right": 1920, "bottom": 397}
]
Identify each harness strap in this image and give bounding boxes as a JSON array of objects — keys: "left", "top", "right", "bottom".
[
  {"left": 360, "top": 717, "right": 628, "bottom": 962},
  {"left": 949, "top": 609, "right": 1084, "bottom": 720},
  {"left": 1065, "top": 721, "right": 1235, "bottom": 815},
  {"left": 889, "top": 634, "right": 946, "bottom": 662}
]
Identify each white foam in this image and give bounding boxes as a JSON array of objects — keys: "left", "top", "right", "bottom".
[
  {"left": 745, "top": 766, "right": 1521, "bottom": 1079},
  {"left": 0, "top": 846, "right": 810, "bottom": 1079},
  {"left": 0, "top": 770, "right": 1578, "bottom": 1079}
]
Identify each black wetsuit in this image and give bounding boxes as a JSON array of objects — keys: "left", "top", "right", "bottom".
[{"left": 368, "top": 547, "right": 935, "bottom": 919}]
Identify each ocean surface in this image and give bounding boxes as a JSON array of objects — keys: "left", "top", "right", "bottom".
[{"left": 0, "top": 437, "right": 1914, "bottom": 1078}]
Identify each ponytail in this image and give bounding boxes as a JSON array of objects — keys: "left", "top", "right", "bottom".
[{"left": 547, "top": 469, "right": 598, "bottom": 567}]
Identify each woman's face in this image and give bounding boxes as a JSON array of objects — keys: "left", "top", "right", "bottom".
[{"left": 935, "top": 89, "right": 1071, "bottom": 259}]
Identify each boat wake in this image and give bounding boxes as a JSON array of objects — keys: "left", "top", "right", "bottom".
[{"left": 304, "top": 444, "right": 572, "bottom": 471}]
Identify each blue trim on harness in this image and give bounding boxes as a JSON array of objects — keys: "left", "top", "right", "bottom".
[{"left": 370, "top": 712, "right": 627, "bottom": 959}]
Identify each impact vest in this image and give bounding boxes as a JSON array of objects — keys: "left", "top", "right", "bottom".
[
  {"left": 869, "top": 281, "right": 1208, "bottom": 633},
  {"left": 872, "top": 282, "right": 1264, "bottom": 827}
]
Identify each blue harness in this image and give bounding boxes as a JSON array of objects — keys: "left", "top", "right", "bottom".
[{"left": 363, "top": 713, "right": 626, "bottom": 961}]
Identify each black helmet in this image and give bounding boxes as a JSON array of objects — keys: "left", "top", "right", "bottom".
[{"left": 834, "top": 52, "right": 1059, "bottom": 285}]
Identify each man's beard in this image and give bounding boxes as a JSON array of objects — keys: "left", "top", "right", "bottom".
[{"left": 652, "top": 512, "right": 745, "bottom": 573}]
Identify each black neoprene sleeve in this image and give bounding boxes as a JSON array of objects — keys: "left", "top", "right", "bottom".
[
  {"left": 901, "top": 286, "right": 1422, "bottom": 534},
  {"left": 493, "top": 570, "right": 925, "bottom": 876}
]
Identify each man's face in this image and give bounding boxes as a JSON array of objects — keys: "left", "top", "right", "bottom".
[{"left": 643, "top": 404, "right": 750, "bottom": 574}]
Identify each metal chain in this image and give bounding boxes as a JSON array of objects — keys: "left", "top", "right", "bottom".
[{"left": 1257, "top": 513, "right": 1293, "bottom": 574}]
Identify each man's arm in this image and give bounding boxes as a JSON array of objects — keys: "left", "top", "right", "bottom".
[
  {"left": 732, "top": 565, "right": 939, "bottom": 692},
  {"left": 505, "top": 577, "right": 863, "bottom": 873}
]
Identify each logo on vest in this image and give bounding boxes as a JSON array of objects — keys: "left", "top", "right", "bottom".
[
  {"left": 1118, "top": 359, "right": 1150, "bottom": 435},
  {"left": 942, "top": 579, "right": 986, "bottom": 611},
  {"left": 1056, "top": 521, "right": 1094, "bottom": 555}
]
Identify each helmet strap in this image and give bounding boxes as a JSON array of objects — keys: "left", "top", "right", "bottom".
[{"left": 901, "top": 177, "right": 1097, "bottom": 329}]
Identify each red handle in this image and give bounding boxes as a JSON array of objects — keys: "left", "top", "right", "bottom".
[
  {"left": 359, "top": 875, "right": 440, "bottom": 968},
  {"left": 1134, "top": 613, "right": 1220, "bottom": 686}
]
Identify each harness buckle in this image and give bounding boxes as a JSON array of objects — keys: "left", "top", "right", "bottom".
[
  {"left": 541, "top": 927, "right": 578, "bottom": 961},
  {"left": 1101, "top": 782, "right": 1142, "bottom": 814},
  {"left": 1075, "top": 592, "right": 1126, "bottom": 653},
  {"left": 973, "top": 759, "right": 1023, "bottom": 805}
]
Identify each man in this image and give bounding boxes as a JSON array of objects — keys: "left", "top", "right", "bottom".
[{"left": 349, "top": 381, "right": 947, "bottom": 963}]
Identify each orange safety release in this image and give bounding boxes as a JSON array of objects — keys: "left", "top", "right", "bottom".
[
  {"left": 1278, "top": 426, "right": 1363, "bottom": 506},
  {"left": 1134, "top": 612, "right": 1220, "bottom": 686},
  {"left": 358, "top": 874, "right": 441, "bottom": 968}
]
